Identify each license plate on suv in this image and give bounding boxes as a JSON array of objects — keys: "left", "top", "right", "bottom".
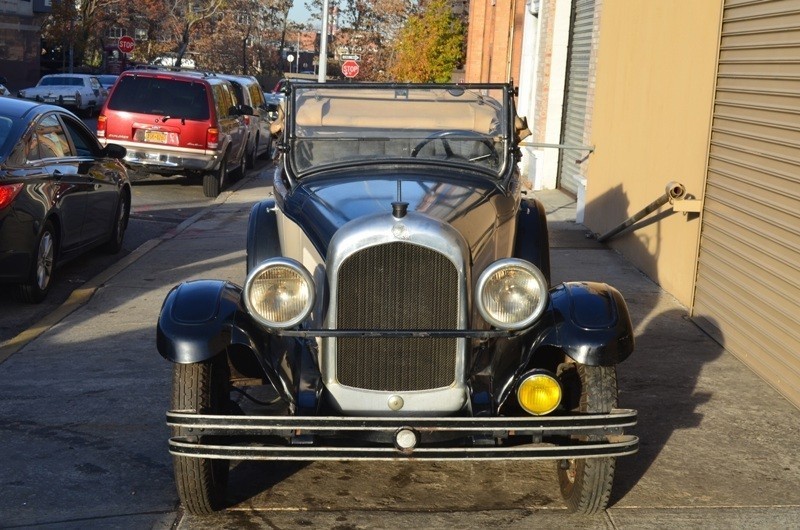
[{"left": 144, "top": 130, "right": 168, "bottom": 144}]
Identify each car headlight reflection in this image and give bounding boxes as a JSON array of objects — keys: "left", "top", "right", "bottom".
[
  {"left": 244, "top": 258, "right": 315, "bottom": 329},
  {"left": 476, "top": 259, "right": 548, "bottom": 329}
]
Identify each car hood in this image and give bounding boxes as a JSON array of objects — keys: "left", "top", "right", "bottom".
[{"left": 280, "top": 172, "right": 518, "bottom": 259}]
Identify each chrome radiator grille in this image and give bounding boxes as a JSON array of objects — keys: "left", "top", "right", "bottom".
[{"left": 336, "top": 242, "right": 458, "bottom": 391}]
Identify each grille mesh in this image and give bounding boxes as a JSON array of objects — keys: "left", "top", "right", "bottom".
[{"left": 336, "top": 242, "right": 458, "bottom": 391}]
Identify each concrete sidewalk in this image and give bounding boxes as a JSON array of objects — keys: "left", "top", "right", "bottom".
[{"left": 0, "top": 169, "right": 798, "bottom": 529}]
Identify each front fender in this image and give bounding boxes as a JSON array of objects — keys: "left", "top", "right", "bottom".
[
  {"left": 545, "top": 281, "right": 634, "bottom": 366},
  {"left": 156, "top": 279, "right": 243, "bottom": 363},
  {"left": 493, "top": 281, "right": 634, "bottom": 410}
]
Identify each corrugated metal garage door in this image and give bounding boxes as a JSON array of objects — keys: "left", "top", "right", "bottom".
[
  {"left": 557, "top": 0, "right": 596, "bottom": 194},
  {"left": 694, "top": 0, "right": 800, "bottom": 408}
]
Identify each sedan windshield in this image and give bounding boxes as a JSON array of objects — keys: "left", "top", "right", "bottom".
[{"left": 289, "top": 84, "right": 510, "bottom": 178}]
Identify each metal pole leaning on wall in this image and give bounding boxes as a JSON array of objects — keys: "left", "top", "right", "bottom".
[{"left": 597, "top": 182, "right": 687, "bottom": 243}]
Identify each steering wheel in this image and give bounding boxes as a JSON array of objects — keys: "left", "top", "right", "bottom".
[{"left": 410, "top": 130, "right": 499, "bottom": 163}]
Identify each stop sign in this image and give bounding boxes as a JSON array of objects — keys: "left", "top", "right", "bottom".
[
  {"left": 118, "top": 36, "right": 135, "bottom": 54},
  {"left": 342, "top": 59, "right": 360, "bottom": 78}
]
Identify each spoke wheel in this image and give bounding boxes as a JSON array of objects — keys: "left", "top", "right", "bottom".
[
  {"left": 171, "top": 355, "right": 232, "bottom": 515},
  {"left": 15, "top": 221, "right": 57, "bottom": 303},
  {"left": 557, "top": 364, "right": 618, "bottom": 514}
]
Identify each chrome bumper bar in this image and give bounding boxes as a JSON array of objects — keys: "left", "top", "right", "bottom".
[{"left": 167, "top": 408, "right": 638, "bottom": 461}]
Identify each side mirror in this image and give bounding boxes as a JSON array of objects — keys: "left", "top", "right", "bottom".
[
  {"left": 231, "top": 104, "right": 254, "bottom": 116},
  {"left": 102, "top": 143, "right": 127, "bottom": 160}
]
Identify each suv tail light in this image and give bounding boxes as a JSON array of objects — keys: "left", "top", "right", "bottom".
[
  {"left": 207, "top": 127, "right": 219, "bottom": 149},
  {"left": 97, "top": 115, "right": 107, "bottom": 138}
]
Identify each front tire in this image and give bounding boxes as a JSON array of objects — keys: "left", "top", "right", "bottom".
[
  {"left": 246, "top": 137, "right": 257, "bottom": 169},
  {"left": 231, "top": 147, "right": 246, "bottom": 182},
  {"left": 558, "top": 364, "right": 618, "bottom": 514},
  {"left": 171, "top": 356, "right": 232, "bottom": 515},
  {"left": 15, "top": 221, "right": 57, "bottom": 303}
]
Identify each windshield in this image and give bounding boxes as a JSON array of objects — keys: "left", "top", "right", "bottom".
[{"left": 288, "top": 84, "right": 511, "bottom": 178}]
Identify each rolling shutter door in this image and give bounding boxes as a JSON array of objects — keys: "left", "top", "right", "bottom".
[
  {"left": 694, "top": 0, "right": 800, "bottom": 407},
  {"left": 557, "top": 0, "right": 595, "bottom": 194}
]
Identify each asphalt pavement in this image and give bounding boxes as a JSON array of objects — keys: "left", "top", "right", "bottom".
[{"left": 1, "top": 168, "right": 799, "bottom": 529}]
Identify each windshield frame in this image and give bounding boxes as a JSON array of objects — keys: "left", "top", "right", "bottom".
[{"left": 284, "top": 82, "right": 517, "bottom": 182}]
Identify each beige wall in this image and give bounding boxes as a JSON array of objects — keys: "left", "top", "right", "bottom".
[{"left": 584, "top": 0, "right": 723, "bottom": 306}]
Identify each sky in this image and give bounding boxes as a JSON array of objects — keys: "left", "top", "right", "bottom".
[{"left": 289, "top": 3, "right": 313, "bottom": 24}]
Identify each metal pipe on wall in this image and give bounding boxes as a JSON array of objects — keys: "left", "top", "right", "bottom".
[{"left": 597, "top": 182, "right": 687, "bottom": 243}]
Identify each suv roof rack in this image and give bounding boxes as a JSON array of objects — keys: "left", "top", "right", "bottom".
[{"left": 131, "top": 65, "right": 217, "bottom": 77}]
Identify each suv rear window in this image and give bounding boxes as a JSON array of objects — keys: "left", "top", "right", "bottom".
[{"left": 107, "top": 76, "right": 210, "bottom": 121}]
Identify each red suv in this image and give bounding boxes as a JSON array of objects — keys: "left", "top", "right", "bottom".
[{"left": 97, "top": 69, "right": 251, "bottom": 197}]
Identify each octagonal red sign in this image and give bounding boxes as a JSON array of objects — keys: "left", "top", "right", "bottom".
[
  {"left": 118, "top": 36, "right": 135, "bottom": 54},
  {"left": 342, "top": 59, "right": 360, "bottom": 78}
]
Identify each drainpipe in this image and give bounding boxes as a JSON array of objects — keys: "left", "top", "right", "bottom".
[{"left": 506, "top": 0, "right": 516, "bottom": 82}]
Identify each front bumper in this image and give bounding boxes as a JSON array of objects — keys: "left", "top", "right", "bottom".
[{"left": 167, "top": 408, "right": 638, "bottom": 461}]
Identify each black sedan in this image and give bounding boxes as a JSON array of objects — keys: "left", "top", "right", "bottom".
[{"left": 0, "top": 97, "right": 131, "bottom": 302}]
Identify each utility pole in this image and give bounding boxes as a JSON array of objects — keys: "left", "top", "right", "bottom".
[{"left": 318, "top": 0, "right": 330, "bottom": 82}]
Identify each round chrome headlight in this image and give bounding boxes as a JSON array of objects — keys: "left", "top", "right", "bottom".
[
  {"left": 476, "top": 259, "right": 548, "bottom": 330},
  {"left": 244, "top": 258, "right": 315, "bottom": 329}
]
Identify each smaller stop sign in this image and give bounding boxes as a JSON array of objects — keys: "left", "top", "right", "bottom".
[
  {"left": 342, "top": 59, "right": 360, "bottom": 78},
  {"left": 118, "top": 36, "right": 135, "bottom": 54}
]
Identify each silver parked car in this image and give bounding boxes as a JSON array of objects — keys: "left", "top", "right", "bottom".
[
  {"left": 218, "top": 74, "right": 274, "bottom": 167},
  {"left": 17, "top": 74, "right": 108, "bottom": 117}
]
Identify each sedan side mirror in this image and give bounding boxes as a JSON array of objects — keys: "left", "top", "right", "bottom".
[{"left": 102, "top": 143, "right": 127, "bottom": 160}]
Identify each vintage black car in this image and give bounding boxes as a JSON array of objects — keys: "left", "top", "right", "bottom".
[{"left": 157, "top": 83, "right": 638, "bottom": 515}]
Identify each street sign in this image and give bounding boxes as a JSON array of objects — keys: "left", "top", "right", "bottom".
[
  {"left": 342, "top": 59, "right": 359, "bottom": 78},
  {"left": 341, "top": 54, "right": 361, "bottom": 61},
  {"left": 118, "top": 36, "right": 135, "bottom": 54}
]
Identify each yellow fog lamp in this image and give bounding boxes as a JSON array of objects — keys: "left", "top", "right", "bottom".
[{"left": 516, "top": 371, "right": 562, "bottom": 415}]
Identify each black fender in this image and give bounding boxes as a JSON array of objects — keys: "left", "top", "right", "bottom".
[
  {"left": 514, "top": 197, "right": 551, "bottom": 285},
  {"left": 544, "top": 281, "right": 634, "bottom": 366},
  {"left": 156, "top": 280, "right": 242, "bottom": 364},
  {"left": 156, "top": 279, "right": 298, "bottom": 407},
  {"left": 493, "top": 281, "right": 634, "bottom": 410},
  {"left": 246, "top": 199, "right": 281, "bottom": 274}
]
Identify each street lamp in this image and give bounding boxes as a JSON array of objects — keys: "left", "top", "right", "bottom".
[{"left": 318, "top": 0, "right": 329, "bottom": 82}]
